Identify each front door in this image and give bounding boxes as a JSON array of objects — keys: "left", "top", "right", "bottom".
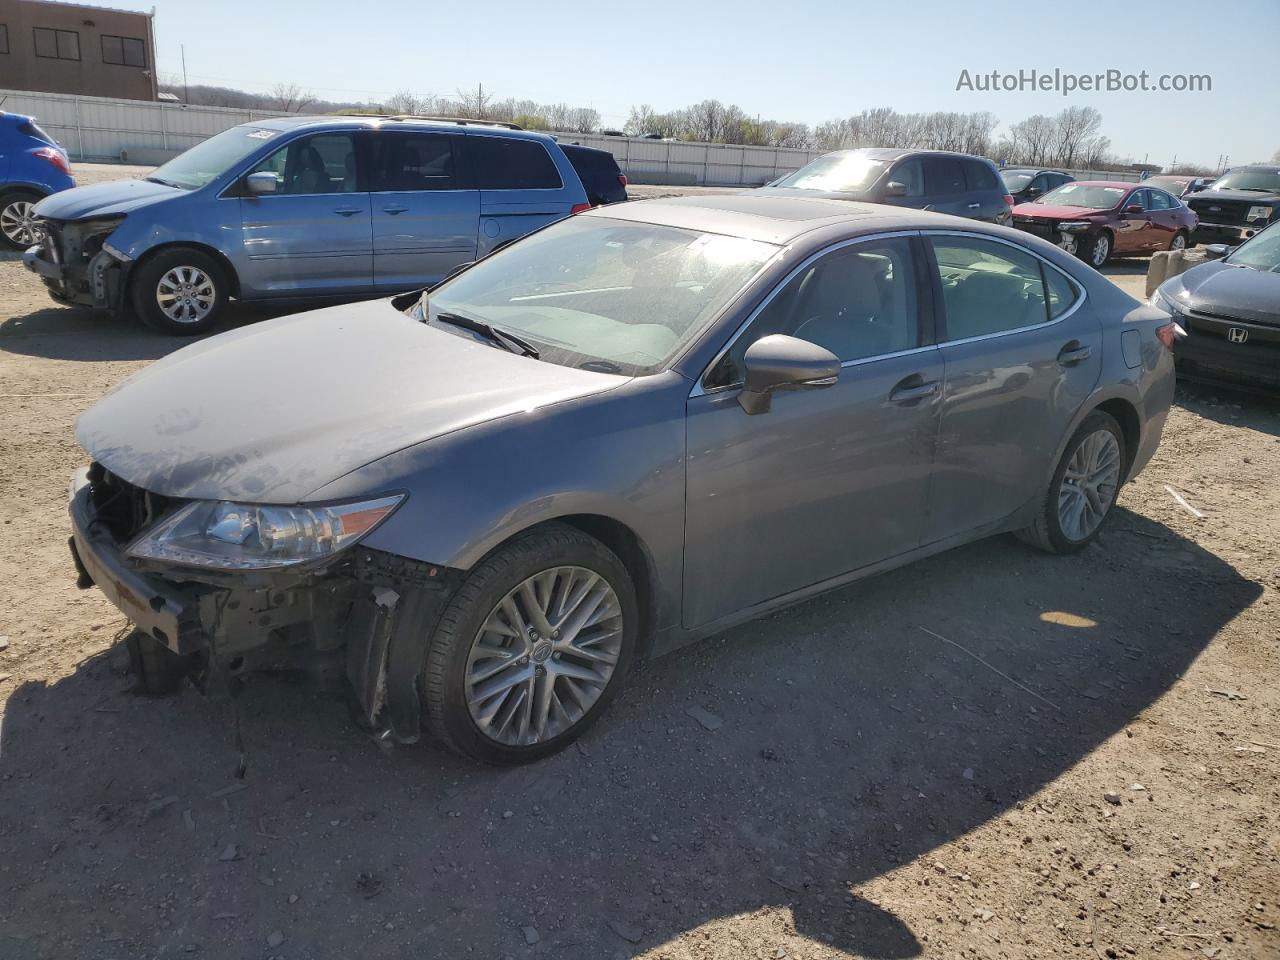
[
  {"left": 683, "top": 234, "right": 943, "bottom": 628},
  {"left": 923, "top": 233, "right": 1102, "bottom": 541},
  {"left": 922, "top": 156, "right": 969, "bottom": 217},
  {"left": 238, "top": 132, "right": 373, "bottom": 296},
  {"left": 1114, "top": 189, "right": 1155, "bottom": 253},
  {"left": 369, "top": 131, "right": 480, "bottom": 290}
]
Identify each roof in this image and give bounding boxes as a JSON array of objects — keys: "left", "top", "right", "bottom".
[
  {"left": 249, "top": 115, "right": 557, "bottom": 142},
  {"left": 1069, "top": 180, "right": 1140, "bottom": 190},
  {"left": 1230, "top": 164, "right": 1280, "bottom": 173},
  {"left": 825, "top": 147, "right": 996, "bottom": 163},
  {"left": 11, "top": 0, "right": 153, "bottom": 17},
  {"left": 582, "top": 193, "right": 983, "bottom": 245}
]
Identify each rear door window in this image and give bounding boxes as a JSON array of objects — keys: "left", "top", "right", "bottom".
[
  {"left": 929, "top": 236, "right": 1050, "bottom": 340},
  {"left": 372, "top": 133, "right": 462, "bottom": 191},
  {"left": 468, "top": 136, "right": 563, "bottom": 190},
  {"left": 924, "top": 157, "right": 966, "bottom": 196},
  {"left": 1148, "top": 190, "right": 1174, "bottom": 210}
]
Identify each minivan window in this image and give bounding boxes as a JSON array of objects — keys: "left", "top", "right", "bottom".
[
  {"left": 773, "top": 152, "right": 889, "bottom": 193},
  {"left": 150, "top": 125, "right": 282, "bottom": 190},
  {"left": 250, "top": 134, "right": 358, "bottom": 195},
  {"left": 1001, "top": 170, "right": 1035, "bottom": 192},
  {"left": 888, "top": 158, "right": 924, "bottom": 198},
  {"left": 707, "top": 237, "right": 919, "bottom": 387},
  {"left": 964, "top": 160, "right": 999, "bottom": 191},
  {"left": 930, "top": 236, "right": 1050, "bottom": 339},
  {"left": 468, "top": 136, "right": 562, "bottom": 190},
  {"left": 425, "top": 216, "right": 776, "bottom": 376},
  {"left": 373, "top": 133, "right": 459, "bottom": 191},
  {"left": 924, "top": 157, "right": 966, "bottom": 194}
]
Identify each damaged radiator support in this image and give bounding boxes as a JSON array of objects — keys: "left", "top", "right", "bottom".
[{"left": 346, "top": 549, "right": 459, "bottom": 742}]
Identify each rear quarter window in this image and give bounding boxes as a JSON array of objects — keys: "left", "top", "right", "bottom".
[
  {"left": 468, "top": 136, "right": 563, "bottom": 190},
  {"left": 964, "top": 160, "right": 1000, "bottom": 191}
]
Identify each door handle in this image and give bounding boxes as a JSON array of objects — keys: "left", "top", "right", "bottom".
[
  {"left": 383, "top": 205, "right": 408, "bottom": 215},
  {"left": 333, "top": 207, "right": 361, "bottom": 217},
  {"left": 966, "top": 202, "right": 981, "bottom": 209},
  {"left": 1057, "top": 342, "right": 1092, "bottom": 366},
  {"left": 889, "top": 379, "right": 939, "bottom": 404}
]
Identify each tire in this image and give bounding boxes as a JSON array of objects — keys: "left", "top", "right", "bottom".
[
  {"left": 1169, "top": 230, "right": 1188, "bottom": 253},
  {"left": 1080, "top": 231, "right": 1112, "bottom": 269},
  {"left": 0, "top": 190, "right": 43, "bottom": 250},
  {"left": 1016, "top": 411, "right": 1126, "bottom": 554},
  {"left": 421, "top": 522, "right": 638, "bottom": 764},
  {"left": 130, "top": 246, "right": 229, "bottom": 335}
]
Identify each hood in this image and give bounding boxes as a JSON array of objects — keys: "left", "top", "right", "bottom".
[
  {"left": 1189, "top": 188, "right": 1280, "bottom": 205},
  {"left": 76, "top": 300, "right": 624, "bottom": 503},
  {"left": 33, "top": 178, "right": 182, "bottom": 220},
  {"left": 1170, "top": 260, "right": 1280, "bottom": 324},
  {"left": 1012, "top": 202, "right": 1105, "bottom": 220}
]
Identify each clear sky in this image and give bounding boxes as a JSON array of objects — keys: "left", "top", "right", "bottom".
[{"left": 138, "top": 0, "right": 1278, "bottom": 170}]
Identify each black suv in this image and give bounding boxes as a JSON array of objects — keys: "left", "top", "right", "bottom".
[
  {"left": 1000, "top": 167, "right": 1074, "bottom": 204},
  {"left": 759, "top": 148, "right": 1013, "bottom": 225},
  {"left": 1186, "top": 165, "right": 1280, "bottom": 244},
  {"left": 562, "top": 144, "right": 628, "bottom": 206}
]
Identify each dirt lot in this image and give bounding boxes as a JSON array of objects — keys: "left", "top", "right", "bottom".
[{"left": 0, "top": 163, "right": 1277, "bottom": 960}]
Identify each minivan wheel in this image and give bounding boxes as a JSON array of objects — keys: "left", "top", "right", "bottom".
[
  {"left": 1017, "top": 411, "right": 1126, "bottom": 554},
  {"left": 131, "top": 247, "right": 229, "bottom": 335},
  {"left": 0, "top": 191, "right": 43, "bottom": 250},
  {"left": 421, "top": 523, "right": 638, "bottom": 764}
]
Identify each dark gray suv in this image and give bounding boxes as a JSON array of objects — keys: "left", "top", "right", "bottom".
[{"left": 759, "top": 148, "right": 1013, "bottom": 225}]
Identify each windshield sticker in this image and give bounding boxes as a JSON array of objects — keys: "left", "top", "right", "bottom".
[{"left": 246, "top": 129, "right": 276, "bottom": 140}]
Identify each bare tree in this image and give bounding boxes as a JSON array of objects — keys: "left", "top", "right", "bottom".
[
  {"left": 269, "top": 82, "right": 314, "bottom": 113},
  {"left": 455, "top": 85, "right": 492, "bottom": 118}
]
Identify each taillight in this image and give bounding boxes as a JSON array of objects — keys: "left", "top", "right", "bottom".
[
  {"left": 1003, "top": 194, "right": 1015, "bottom": 207},
  {"left": 34, "top": 147, "right": 70, "bottom": 175},
  {"left": 1156, "top": 321, "right": 1186, "bottom": 351},
  {"left": 618, "top": 174, "right": 628, "bottom": 188},
  {"left": 570, "top": 203, "right": 592, "bottom": 215}
]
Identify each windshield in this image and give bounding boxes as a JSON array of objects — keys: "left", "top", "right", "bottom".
[
  {"left": 1145, "top": 177, "right": 1188, "bottom": 194},
  {"left": 1036, "top": 183, "right": 1128, "bottom": 209},
  {"left": 1001, "top": 170, "right": 1035, "bottom": 191},
  {"left": 423, "top": 217, "right": 777, "bottom": 375},
  {"left": 1210, "top": 169, "right": 1280, "bottom": 194},
  {"left": 773, "top": 152, "right": 889, "bottom": 193},
  {"left": 1228, "top": 225, "right": 1280, "bottom": 272},
  {"left": 148, "top": 125, "right": 281, "bottom": 189}
]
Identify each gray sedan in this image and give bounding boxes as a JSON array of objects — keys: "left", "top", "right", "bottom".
[{"left": 68, "top": 195, "right": 1177, "bottom": 764}]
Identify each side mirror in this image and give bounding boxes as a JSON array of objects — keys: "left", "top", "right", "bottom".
[
  {"left": 737, "top": 335, "right": 840, "bottom": 415},
  {"left": 246, "top": 172, "right": 278, "bottom": 195},
  {"left": 1123, "top": 204, "right": 1144, "bottom": 214},
  {"left": 1204, "top": 243, "right": 1230, "bottom": 260},
  {"left": 883, "top": 181, "right": 907, "bottom": 198}
]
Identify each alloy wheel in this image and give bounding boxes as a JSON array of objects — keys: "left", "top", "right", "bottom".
[
  {"left": 156, "top": 265, "right": 216, "bottom": 324},
  {"left": 0, "top": 201, "right": 39, "bottom": 246},
  {"left": 1170, "top": 233, "right": 1187, "bottom": 252},
  {"left": 1057, "top": 429, "right": 1121, "bottom": 542},
  {"left": 465, "top": 566, "right": 623, "bottom": 747},
  {"left": 1090, "top": 234, "right": 1110, "bottom": 267}
]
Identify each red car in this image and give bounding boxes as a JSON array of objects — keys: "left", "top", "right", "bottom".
[{"left": 1011, "top": 180, "right": 1198, "bottom": 269}]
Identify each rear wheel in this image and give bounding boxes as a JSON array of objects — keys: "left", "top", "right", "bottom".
[
  {"left": 1169, "top": 230, "right": 1188, "bottom": 252},
  {"left": 1017, "top": 411, "right": 1126, "bottom": 554},
  {"left": 131, "top": 247, "right": 229, "bottom": 335},
  {"left": 0, "top": 190, "right": 43, "bottom": 250},
  {"left": 421, "top": 523, "right": 638, "bottom": 764}
]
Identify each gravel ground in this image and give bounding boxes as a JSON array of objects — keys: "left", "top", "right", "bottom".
[{"left": 0, "top": 162, "right": 1276, "bottom": 960}]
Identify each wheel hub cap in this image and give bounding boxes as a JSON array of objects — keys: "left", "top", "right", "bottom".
[
  {"left": 156, "top": 265, "right": 216, "bottom": 324},
  {"left": 1058, "top": 430, "right": 1121, "bottom": 542},
  {"left": 465, "top": 565, "right": 623, "bottom": 747}
]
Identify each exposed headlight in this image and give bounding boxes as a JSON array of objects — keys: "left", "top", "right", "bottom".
[
  {"left": 127, "top": 495, "right": 405, "bottom": 570},
  {"left": 1148, "top": 288, "right": 1183, "bottom": 316},
  {"left": 1057, "top": 221, "right": 1093, "bottom": 233}
]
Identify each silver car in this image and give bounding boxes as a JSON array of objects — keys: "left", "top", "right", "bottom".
[{"left": 68, "top": 194, "right": 1177, "bottom": 764}]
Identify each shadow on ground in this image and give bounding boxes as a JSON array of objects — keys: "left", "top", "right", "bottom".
[{"left": 0, "top": 506, "right": 1259, "bottom": 959}]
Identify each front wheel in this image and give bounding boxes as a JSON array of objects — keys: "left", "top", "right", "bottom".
[
  {"left": 1081, "top": 231, "right": 1112, "bottom": 268},
  {"left": 1017, "top": 411, "right": 1126, "bottom": 554},
  {"left": 131, "top": 247, "right": 229, "bottom": 335},
  {"left": 421, "top": 523, "right": 638, "bottom": 764}
]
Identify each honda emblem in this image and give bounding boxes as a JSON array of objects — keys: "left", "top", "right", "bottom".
[{"left": 1228, "top": 327, "right": 1249, "bottom": 344}]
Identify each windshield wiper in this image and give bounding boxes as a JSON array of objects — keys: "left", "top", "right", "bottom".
[
  {"left": 432, "top": 311, "right": 540, "bottom": 359},
  {"left": 144, "top": 176, "right": 183, "bottom": 189}
]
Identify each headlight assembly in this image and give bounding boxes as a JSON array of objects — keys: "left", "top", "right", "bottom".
[
  {"left": 1057, "top": 221, "right": 1093, "bottom": 233},
  {"left": 127, "top": 494, "right": 405, "bottom": 570}
]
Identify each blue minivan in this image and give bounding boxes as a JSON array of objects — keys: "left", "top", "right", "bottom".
[
  {"left": 0, "top": 112, "right": 75, "bottom": 250},
  {"left": 23, "top": 116, "right": 595, "bottom": 333}
]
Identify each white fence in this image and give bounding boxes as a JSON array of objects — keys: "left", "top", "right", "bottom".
[{"left": 1, "top": 87, "right": 1142, "bottom": 187}]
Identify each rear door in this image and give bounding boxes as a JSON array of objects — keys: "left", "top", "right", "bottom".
[
  {"left": 467, "top": 135, "right": 584, "bottom": 256},
  {"left": 962, "top": 158, "right": 1005, "bottom": 221},
  {"left": 1145, "top": 189, "right": 1179, "bottom": 249},
  {"left": 238, "top": 131, "right": 373, "bottom": 296},
  {"left": 924, "top": 233, "right": 1101, "bottom": 541},
  {"left": 922, "top": 156, "right": 969, "bottom": 217},
  {"left": 369, "top": 130, "right": 479, "bottom": 290}
]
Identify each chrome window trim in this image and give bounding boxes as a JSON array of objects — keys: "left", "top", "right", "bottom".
[
  {"left": 689, "top": 230, "right": 921, "bottom": 398},
  {"left": 689, "top": 227, "right": 1089, "bottom": 398}
]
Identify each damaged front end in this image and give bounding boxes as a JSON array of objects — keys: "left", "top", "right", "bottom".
[
  {"left": 69, "top": 464, "right": 460, "bottom": 742},
  {"left": 23, "top": 216, "right": 130, "bottom": 309}
]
